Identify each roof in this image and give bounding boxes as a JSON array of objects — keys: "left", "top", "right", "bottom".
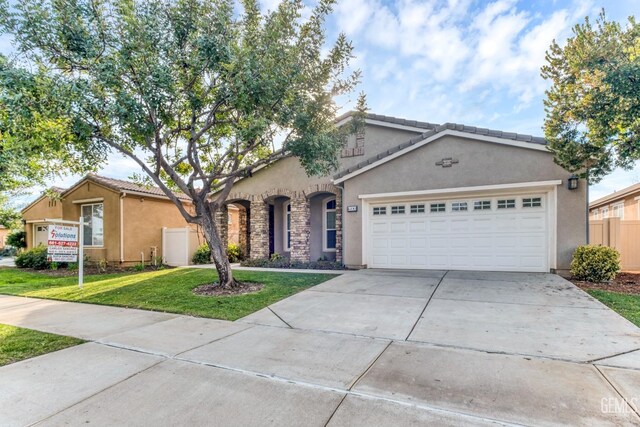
[
  {"left": 336, "top": 111, "right": 438, "bottom": 131},
  {"left": 63, "top": 173, "right": 192, "bottom": 202},
  {"left": 589, "top": 182, "right": 640, "bottom": 209},
  {"left": 333, "top": 122, "right": 548, "bottom": 181}
]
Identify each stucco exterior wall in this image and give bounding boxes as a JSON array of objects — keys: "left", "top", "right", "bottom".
[
  {"left": 22, "top": 196, "right": 64, "bottom": 249},
  {"left": 61, "top": 182, "right": 121, "bottom": 264},
  {"left": 0, "top": 227, "right": 9, "bottom": 249},
  {"left": 590, "top": 193, "right": 640, "bottom": 220},
  {"left": 340, "top": 135, "right": 586, "bottom": 272}
]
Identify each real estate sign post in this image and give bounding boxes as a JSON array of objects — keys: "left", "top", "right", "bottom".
[{"left": 45, "top": 219, "right": 85, "bottom": 288}]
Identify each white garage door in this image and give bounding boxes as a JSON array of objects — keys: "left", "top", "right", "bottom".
[{"left": 367, "top": 193, "right": 549, "bottom": 272}]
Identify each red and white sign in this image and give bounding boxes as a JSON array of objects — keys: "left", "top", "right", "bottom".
[{"left": 48, "top": 225, "right": 79, "bottom": 262}]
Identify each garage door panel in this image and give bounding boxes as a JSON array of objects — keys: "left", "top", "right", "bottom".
[{"left": 367, "top": 193, "right": 549, "bottom": 272}]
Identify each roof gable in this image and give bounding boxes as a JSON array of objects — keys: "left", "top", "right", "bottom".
[
  {"left": 589, "top": 182, "right": 640, "bottom": 208},
  {"left": 62, "top": 174, "right": 192, "bottom": 202}
]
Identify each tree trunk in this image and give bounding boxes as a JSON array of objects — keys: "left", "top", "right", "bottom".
[{"left": 200, "top": 204, "right": 237, "bottom": 289}]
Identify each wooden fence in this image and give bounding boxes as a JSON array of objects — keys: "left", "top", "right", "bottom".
[{"left": 590, "top": 218, "right": 640, "bottom": 271}]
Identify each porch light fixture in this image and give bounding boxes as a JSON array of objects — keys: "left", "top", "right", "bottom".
[{"left": 567, "top": 175, "right": 579, "bottom": 190}]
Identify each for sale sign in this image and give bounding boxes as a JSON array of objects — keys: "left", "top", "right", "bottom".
[{"left": 48, "top": 225, "right": 79, "bottom": 262}]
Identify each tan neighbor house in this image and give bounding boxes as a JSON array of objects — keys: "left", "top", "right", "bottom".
[
  {"left": 589, "top": 182, "right": 640, "bottom": 220},
  {"left": 0, "top": 225, "right": 9, "bottom": 249},
  {"left": 21, "top": 174, "right": 209, "bottom": 266}
]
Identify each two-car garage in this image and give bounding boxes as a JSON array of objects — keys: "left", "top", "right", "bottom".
[{"left": 362, "top": 185, "right": 558, "bottom": 273}]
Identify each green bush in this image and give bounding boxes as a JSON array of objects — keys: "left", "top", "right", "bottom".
[
  {"left": 241, "top": 257, "right": 346, "bottom": 270},
  {"left": 571, "top": 245, "right": 620, "bottom": 282},
  {"left": 192, "top": 244, "right": 211, "bottom": 264},
  {"left": 227, "top": 243, "right": 243, "bottom": 263},
  {"left": 6, "top": 230, "right": 26, "bottom": 248},
  {"left": 14, "top": 245, "right": 50, "bottom": 270}
]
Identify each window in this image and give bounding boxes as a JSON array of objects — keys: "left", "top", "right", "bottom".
[
  {"left": 373, "top": 207, "right": 386, "bottom": 215},
  {"left": 410, "top": 204, "right": 425, "bottom": 214},
  {"left": 82, "top": 203, "right": 104, "bottom": 246},
  {"left": 391, "top": 205, "right": 405, "bottom": 214},
  {"left": 612, "top": 203, "right": 624, "bottom": 219},
  {"left": 497, "top": 199, "right": 516, "bottom": 209},
  {"left": 284, "top": 202, "right": 291, "bottom": 251},
  {"left": 522, "top": 197, "right": 542, "bottom": 208},
  {"left": 474, "top": 200, "right": 491, "bottom": 210},
  {"left": 601, "top": 207, "right": 609, "bottom": 218},
  {"left": 324, "top": 198, "right": 337, "bottom": 251},
  {"left": 430, "top": 203, "right": 446, "bottom": 213},
  {"left": 451, "top": 201, "right": 468, "bottom": 212}
]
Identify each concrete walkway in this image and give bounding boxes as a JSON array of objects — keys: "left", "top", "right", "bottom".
[{"left": 1, "top": 270, "right": 640, "bottom": 426}]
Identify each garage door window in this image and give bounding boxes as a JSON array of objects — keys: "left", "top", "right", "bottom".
[
  {"left": 474, "top": 200, "right": 491, "bottom": 210},
  {"left": 391, "top": 205, "right": 405, "bottom": 214},
  {"left": 373, "top": 207, "right": 386, "bottom": 215},
  {"left": 497, "top": 199, "right": 516, "bottom": 209},
  {"left": 430, "top": 203, "right": 446, "bottom": 213},
  {"left": 451, "top": 201, "right": 468, "bottom": 212},
  {"left": 410, "top": 204, "right": 425, "bottom": 213},
  {"left": 523, "top": 197, "right": 542, "bottom": 208}
]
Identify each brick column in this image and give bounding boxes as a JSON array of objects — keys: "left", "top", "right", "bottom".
[
  {"left": 238, "top": 207, "right": 249, "bottom": 258},
  {"left": 335, "top": 191, "right": 343, "bottom": 263},
  {"left": 290, "top": 196, "right": 310, "bottom": 263},
  {"left": 214, "top": 205, "right": 228, "bottom": 246},
  {"left": 250, "top": 200, "right": 269, "bottom": 259}
]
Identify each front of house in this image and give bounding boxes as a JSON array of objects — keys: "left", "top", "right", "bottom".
[{"left": 216, "top": 113, "right": 586, "bottom": 275}]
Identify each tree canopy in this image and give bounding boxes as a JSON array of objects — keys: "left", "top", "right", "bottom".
[
  {"left": 542, "top": 11, "right": 640, "bottom": 183},
  {"left": 0, "top": 0, "right": 364, "bottom": 286}
]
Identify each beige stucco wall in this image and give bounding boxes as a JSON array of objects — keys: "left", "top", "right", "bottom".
[
  {"left": 22, "top": 195, "right": 64, "bottom": 249},
  {"left": 122, "top": 195, "right": 197, "bottom": 265},
  {"left": 0, "top": 228, "right": 9, "bottom": 249},
  {"left": 340, "top": 135, "right": 586, "bottom": 272}
]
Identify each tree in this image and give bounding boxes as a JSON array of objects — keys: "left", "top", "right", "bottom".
[
  {"left": 0, "top": 194, "right": 21, "bottom": 229},
  {"left": 0, "top": 0, "right": 363, "bottom": 288},
  {"left": 541, "top": 11, "right": 640, "bottom": 183}
]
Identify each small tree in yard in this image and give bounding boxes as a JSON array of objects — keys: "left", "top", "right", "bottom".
[
  {"left": 541, "top": 11, "right": 640, "bottom": 183},
  {"left": 0, "top": 0, "right": 365, "bottom": 288}
]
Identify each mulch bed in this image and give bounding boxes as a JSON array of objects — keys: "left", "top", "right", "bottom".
[
  {"left": 193, "top": 282, "right": 264, "bottom": 296},
  {"left": 571, "top": 272, "right": 640, "bottom": 295}
]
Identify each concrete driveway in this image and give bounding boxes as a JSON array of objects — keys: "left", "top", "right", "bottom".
[{"left": 1, "top": 270, "right": 640, "bottom": 426}]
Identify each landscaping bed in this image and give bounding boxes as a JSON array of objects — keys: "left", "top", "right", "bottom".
[
  {"left": 571, "top": 272, "right": 640, "bottom": 295},
  {"left": 241, "top": 257, "right": 347, "bottom": 270},
  {"left": 0, "top": 324, "right": 84, "bottom": 366}
]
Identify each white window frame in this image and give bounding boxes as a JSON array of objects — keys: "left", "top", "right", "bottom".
[
  {"left": 373, "top": 206, "right": 386, "bottom": 215},
  {"left": 81, "top": 203, "right": 104, "bottom": 247},
  {"left": 323, "top": 197, "right": 337, "bottom": 252},
  {"left": 522, "top": 197, "right": 543, "bottom": 208},
  {"left": 283, "top": 201, "right": 291, "bottom": 252},
  {"left": 451, "top": 201, "right": 468, "bottom": 212},
  {"left": 391, "top": 205, "right": 405, "bottom": 214},
  {"left": 430, "top": 202, "right": 446, "bottom": 213},
  {"left": 601, "top": 206, "right": 609, "bottom": 218},
  {"left": 612, "top": 202, "right": 625, "bottom": 219},
  {"left": 474, "top": 200, "right": 492, "bottom": 211},
  {"left": 410, "top": 204, "right": 425, "bottom": 214}
]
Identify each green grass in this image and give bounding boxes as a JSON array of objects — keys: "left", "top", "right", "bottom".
[
  {"left": 0, "top": 268, "right": 337, "bottom": 321},
  {"left": 587, "top": 289, "right": 640, "bottom": 327},
  {"left": 0, "top": 324, "right": 84, "bottom": 366}
]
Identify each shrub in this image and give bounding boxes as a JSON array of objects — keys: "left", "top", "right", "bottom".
[
  {"left": 192, "top": 244, "right": 211, "bottom": 264},
  {"left": 133, "top": 263, "right": 145, "bottom": 272},
  {"left": 571, "top": 245, "right": 620, "bottom": 282},
  {"left": 6, "top": 230, "right": 26, "bottom": 248},
  {"left": 241, "top": 257, "right": 346, "bottom": 270},
  {"left": 14, "top": 245, "right": 50, "bottom": 270},
  {"left": 227, "top": 243, "right": 243, "bottom": 263},
  {"left": 97, "top": 258, "right": 108, "bottom": 273}
]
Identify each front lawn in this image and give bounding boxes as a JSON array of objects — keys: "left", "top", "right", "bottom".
[
  {"left": 0, "top": 268, "right": 336, "bottom": 320},
  {"left": 0, "top": 324, "right": 84, "bottom": 366},
  {"left": 586, "top": 289, "right": 640, "bottom": 328}
]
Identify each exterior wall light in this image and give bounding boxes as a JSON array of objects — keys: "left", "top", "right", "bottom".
[{"left": 568, "top": 174, "right": 579, "bottom": 190}]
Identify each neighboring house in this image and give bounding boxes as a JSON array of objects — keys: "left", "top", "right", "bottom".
[
  {"left": 214, "top": 112, "right": 586, "bottom": 274},
  {"left": 0, "top": 225, "right": 9, "bottom": 249},
  {"left": 589, "top": 183, "right": 640, "bottom": 220},
  {"left": 21, "top": 174, "right": 202, "bottom": 266}
]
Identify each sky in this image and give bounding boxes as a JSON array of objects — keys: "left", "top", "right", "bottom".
[{"left": 2, "top": 0, "right": 639, "bottom": 207}]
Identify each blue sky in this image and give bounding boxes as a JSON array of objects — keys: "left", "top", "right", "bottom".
[{"left": 3, "top": 0, "right": 639, "bottom": 206}]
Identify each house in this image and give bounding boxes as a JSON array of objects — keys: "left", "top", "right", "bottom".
[
  {"left": 589, "top": 183, "right": 640, "bottom": 220},
  {"left": 0, "top": 225, "right": 9, "bottom": 249},
  {"left": 214, "top": 112, "right": 586, "bottom": 274},
  {"left": 21, "top": 174, "right": 203, "bottom": 266}
]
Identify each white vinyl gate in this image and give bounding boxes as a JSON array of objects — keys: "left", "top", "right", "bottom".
[
  {"left": 162, "top": 227, "right": 202, "bottom": 266},
  {"left": 366, "top": 193, "right": 549, "bottom": 272}
]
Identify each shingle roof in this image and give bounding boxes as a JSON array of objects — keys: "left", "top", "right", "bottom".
[
  {"left": 589, "top": 182, "right": 640, "bottom": 209},
  {"left": 333, "top": 122, "right": 548, "bottom": 180},
  {"left": 65, "top": 173, "right": 192, "bottom": 201},
  {"left": 336, "top": 111, "right": 438, "bottom": 130}
]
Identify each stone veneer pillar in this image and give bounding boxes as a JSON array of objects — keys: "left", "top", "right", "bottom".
[
  {"left": 214, "top": 205, "right": 228, "bottom": 246},
  {"left": 238, "top": 207, "right": 249, "bottom": 258},
  {"left": 290, "top": 196, "right": 311, "bottom": 263},
  {"left": 335, "top": 191, "right": 343, "bottom": 263},
  {"left": 250, "top": 200, "right": 269, "bottom": 259}
]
